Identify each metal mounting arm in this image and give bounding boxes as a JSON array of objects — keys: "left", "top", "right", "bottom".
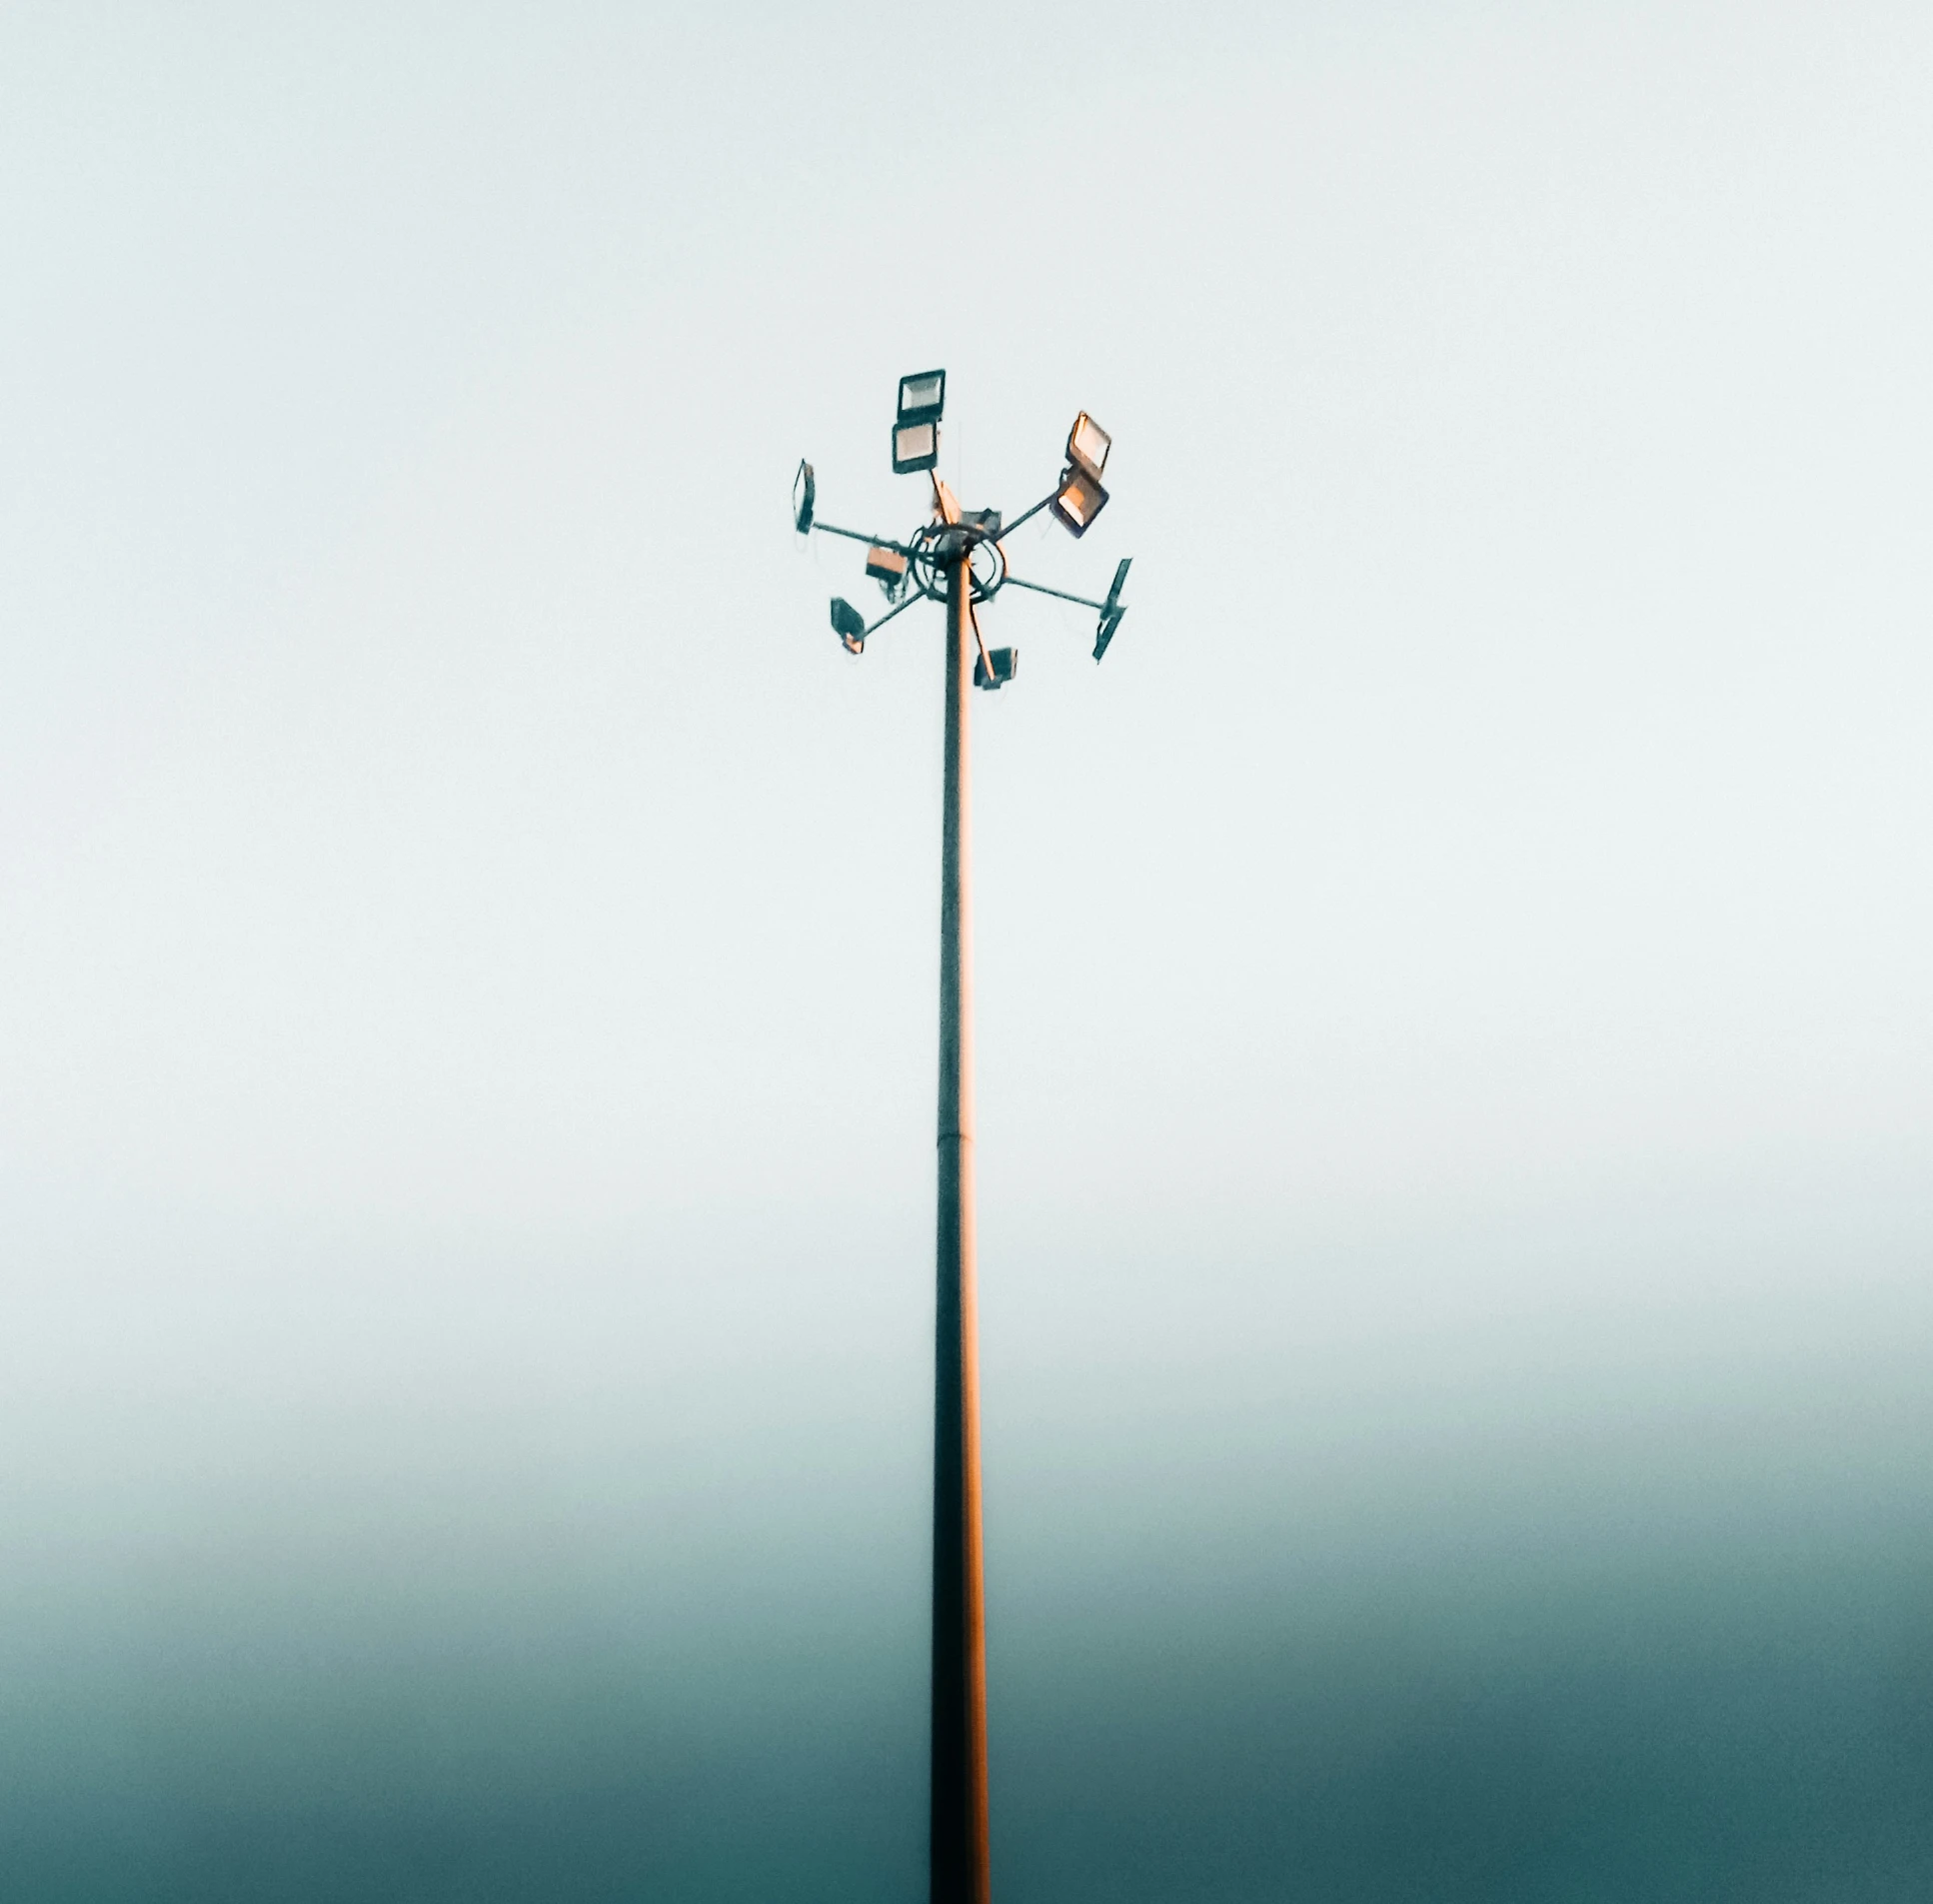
[
  {"left": 860, "top": 588, "right": 926, "bottom": 641},
  {"left": 814, "top": 520, "right": 916, "bottom": 556},
  {"left": 992, "top": 489, "right": 1057, "bottom": 544},
  {"left": 966, "top": 600, "right": 992, "bottom": 673},
  {"left": 998, "top": 572, "right": 1108, "bottom": 613},
  {"left": 1003, "top": 557, "right": 1131, "bottom": 663}
]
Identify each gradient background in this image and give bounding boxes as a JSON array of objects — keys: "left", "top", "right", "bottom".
[{"left": 3, "top": 4, "right": 1931, "bottom": 1898}]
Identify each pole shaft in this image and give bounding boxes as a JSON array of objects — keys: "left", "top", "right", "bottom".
[{"left": 931, "top": 553, "right": 989, "bottom": 1904}]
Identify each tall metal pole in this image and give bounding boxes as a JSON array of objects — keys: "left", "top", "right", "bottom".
[{"left": 931, "top": 551, "right": 989, "bottom": 1904}]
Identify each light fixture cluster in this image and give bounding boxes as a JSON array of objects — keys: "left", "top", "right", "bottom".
[
  {"left": 1049, "top": 412, "right": 1111, "bottom": 536},
  {"left": 893, "top": 369, "right": 946, "bottom": 474},
  {"left": 795, "top": 370, "right": 1131, "bottom": 681}
]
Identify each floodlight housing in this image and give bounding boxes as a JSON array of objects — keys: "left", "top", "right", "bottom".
[
  {"left": 893, "top": 421, "right": 940, "bottom": 475},
  {"left": 1049, "top": 464, "right": 1108, "bottom": 537},
  {"left": 1093, "top": 556, "right": 1130, "bottom": 662},
  {"left": 898, "top": 369, "right": 947, "bottom": 427},
  {"left": 867, "top": 544, "right": 910, "bottom": 597},
  {"left": 973, "top": 647, "right": 1018, "bottom": 691},
  {"left": 831, "top": 597, "right": 868, "bottom": 654},
  {"left": 793, "top": 460, "right": 815, "bottom": 534},
  {"left": 1065, "top": 413, "right": 1111, "bottom": 483}
]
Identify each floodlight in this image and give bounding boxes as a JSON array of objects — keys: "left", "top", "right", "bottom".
[
  {"left": 793, "top": 460, "right": 816, "bottom": 534},
  {"left": 1065, "top": 413, "right": 1110, "bottom": 483},
  {"left": 898, "top": 369, "right": 947, "bottom": 426},
  {"left": 867, "top": 544, "right": 910, "bottom": 598},
  {"left": 831, "top": 597, "right": 868, "bottom": 654},
  {"left": 1048, "top": 464, "right": 1108, "bottom": 537},
  {"left": 1093, "top": 557, "right": 1130, "bottom": 662},
  {"left": 893, "top": 421, "right": 940, "bottom": 475},
  {"left": 973, "top": 647, "right": 1018, "bottom": 691}
]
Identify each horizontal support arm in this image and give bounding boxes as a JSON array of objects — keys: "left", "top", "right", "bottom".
[
  {"left": 815, "top": 520, "right": 915, "bottom": 555},
  {"left": 863, "top": 588, "right": 926, "bottom": 640},
  {"left": 1000, "top": 572, "right": 1108, "bottom": 613},
  {"left": 993, "top": 490, "right": 1056, "bottom": 544}
]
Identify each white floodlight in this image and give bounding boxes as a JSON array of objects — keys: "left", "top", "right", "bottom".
[
  {"left": 1065, "top": 413, "right": 1110, "bottom": 483},
  {"left": 894, "top": 421, "right": 940, "bottom": 475},
  {"left": 793, "top": 460, "right": 816, "bottom": 534},
  {"left": 898, "top": 369, "right": 947, "bottom": 426},
  {"left": 1048, "top": 464, "right": 1108, "bottom": 537}
]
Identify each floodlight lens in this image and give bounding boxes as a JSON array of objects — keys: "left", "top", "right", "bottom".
[
  {"left": 893, "top": 420, "right": 940, "bottom": 474},
  {"left": 1049, "top": 466, "right": 1108, "bottom": 536},
  {"left": 900, "top": 373, "right": 945, "bottom": 418},
  {"left": 1067, "top": 413, "right": 1111, "bottom": 481}
]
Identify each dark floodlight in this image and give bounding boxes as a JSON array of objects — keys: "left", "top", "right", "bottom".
[
  {"left": 793, "top": 460, "right": 816, "bottom": 534},
  {"left": 893, "top": 420, "right": 941, "bottom": 474},
  {"left": 898, "top": 369, "right": 947, "bottom": 427},
  {"left": 973, "top": 646, "right": 1018, "bottom": 691},
  {"left": 1049, "top": 464, "right": 1108, "bottom": 537},
  {"left": 1092, "top": 556, "right": 1130, "bottom": 662},
  {"left": 831, "top": 597, "right": 868, "bottom": 654},
  {"left": 1065, "top": 413, "right": 1111, "bottom": 483},
  {"left": 867, "top": 544, "right": 910, "bottom": 598}
]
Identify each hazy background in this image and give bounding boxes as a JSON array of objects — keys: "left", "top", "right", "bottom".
[{"left": 3, "top": 3, "right": 1930, "bottom": 1898}]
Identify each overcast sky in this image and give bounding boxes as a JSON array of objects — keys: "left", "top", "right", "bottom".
[
  {"left": 2, "top": 6, "right": 1930, "bottom": 1895},
  {"left": 5, "top": 4, "right": 1929, "bottom": 1267}
]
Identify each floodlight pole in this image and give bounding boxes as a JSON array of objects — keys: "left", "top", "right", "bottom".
[
  {"left": 931, "top": 548, "right": 989, "bottom": 1904},
  {"left": 798, "top": 401, "right": 1130, "bottom": 1904}
]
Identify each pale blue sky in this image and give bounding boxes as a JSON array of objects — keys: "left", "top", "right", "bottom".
[{"left": 4, "top": 2, "right": 1928, "bottom": 1317}]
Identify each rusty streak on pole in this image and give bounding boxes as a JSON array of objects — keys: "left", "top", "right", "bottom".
[{"left": 931, "top": 549, "right": 990, "bottom": 1904}]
